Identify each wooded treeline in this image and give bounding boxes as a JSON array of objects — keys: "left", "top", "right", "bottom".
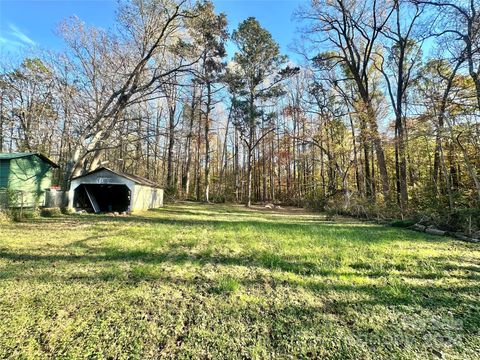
[{"left": 0, "top": 0, "right": 479, "bottom": 226}]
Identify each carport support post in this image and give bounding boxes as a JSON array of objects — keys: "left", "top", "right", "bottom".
[
  {"left": 68, "top": 184, "right": 76, "bottom": 211},
  {"left": 128, "top": 184, "right": 135, "bottom": 212}
]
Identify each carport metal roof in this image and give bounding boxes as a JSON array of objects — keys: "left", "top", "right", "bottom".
[{"left": 72, "top": 167, "right": 160, "bottom": 188}]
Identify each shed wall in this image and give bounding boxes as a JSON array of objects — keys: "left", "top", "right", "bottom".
[
  {"left": 131, "top": 185, "right": 163, "bottom": 211},
  {"left": 70, "top": 169, "right": 135, "bottom": 188},
  {"left": 0, "top": 160, "right": 9, "bottom": 188},
  {"left": 0, "top": 156, "right": 53, "bottom": 206}
]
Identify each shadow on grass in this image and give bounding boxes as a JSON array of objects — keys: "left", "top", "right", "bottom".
[
  {"left": 1, "top": 245, "right": 479, "bottom": 333},
  {"left": 13, "top": 211, "right": 451, "bottom": 249},
  {"left": 1, "top": 204, "right": 479, "bottom": 359},
  {"left": 1, "top": 206, "right": 478, "bottom": 328},
  {"left": 1, "top": 242, "right": 479, "bottom": 337},
  {"left": 1, "top": 206, "right": 473, "bottom": 284},
  {"left": 7, "top": 241, "right": 480, "bottom": 289}
]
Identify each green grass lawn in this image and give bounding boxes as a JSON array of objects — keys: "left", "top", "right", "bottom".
[{"left": 0, "top": 203, "right": 479, "bottom": 359}]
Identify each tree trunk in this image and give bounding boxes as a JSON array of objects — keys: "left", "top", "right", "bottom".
[
  {"left": 234, "top": 126, "right": 240, "bottom": 202},
  {"left": 204, "top": 82, "right": 212, "bottom": 203},
  {"left": 246, "top": 145, "right": 253, "bottom": 207},
  {"left": 184, "top": 84, "right": 196, "bottom": 197},
  {"left": 166, "top": 105, "right": 175, "bottom": 188},
  {"left": 366, "top": 103, "right": 389, "bottom": 201}
]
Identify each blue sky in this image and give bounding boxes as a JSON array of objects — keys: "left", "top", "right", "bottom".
[{"left": 0, "top": 0, "right": 306, "bottom": 60}]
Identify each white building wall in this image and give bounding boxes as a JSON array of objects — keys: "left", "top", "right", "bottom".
[{"left": 131, "top": 185, "right": 163, "bottom": 211}]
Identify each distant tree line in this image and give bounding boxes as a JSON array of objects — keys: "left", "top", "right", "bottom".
[{"left": 0, "top": 0, "right": 479, "bottom": 228}]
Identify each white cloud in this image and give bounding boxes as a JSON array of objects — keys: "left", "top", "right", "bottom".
[
  {"left": 0, "top": 35, "right": 24, "bottom": 49},
  {"left": 8, "top": 23, "right": 36, "bottom": 46}
]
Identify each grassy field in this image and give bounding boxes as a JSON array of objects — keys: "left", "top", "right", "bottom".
[{"left": 0, "top": 203, "right": 479, "bottom": 359}]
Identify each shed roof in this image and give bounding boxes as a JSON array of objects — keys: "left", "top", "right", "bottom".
[
  {"left": 72, "top": 167, "right": 160, "bottom": 188},
  {"left": 0, "top": 152, "right": 59, "bottom": 168}
]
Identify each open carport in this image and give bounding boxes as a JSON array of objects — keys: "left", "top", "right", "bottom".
[{"left": 68, "top": 167, "right": 163, "bottom": 213}]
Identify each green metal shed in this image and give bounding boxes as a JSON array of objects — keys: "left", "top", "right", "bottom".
[{"left": 0, "top": 152, "right": 59, "bottom": 207}]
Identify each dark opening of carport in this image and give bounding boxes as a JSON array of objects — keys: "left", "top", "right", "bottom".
[{"left": 73, "top": 184, "right": 130, "bottom": 213}]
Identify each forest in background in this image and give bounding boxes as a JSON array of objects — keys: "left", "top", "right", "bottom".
[{"left": 0, "top": 0, "right": 479, "bottom": 232}]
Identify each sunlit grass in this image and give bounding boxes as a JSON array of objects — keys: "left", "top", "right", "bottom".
[{"left": 0, "top": 203, "right": 479, "bottom": 358}]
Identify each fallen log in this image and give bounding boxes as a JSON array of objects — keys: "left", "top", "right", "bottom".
[
  {"left": 453, "top": 232, "right": 480, "bottom": 243},
  {"left": 411, "top": 224, "right": 426, "bottom": 232},
  {"left": 426, "top": 227, "right": 446, "bottom": 236}
]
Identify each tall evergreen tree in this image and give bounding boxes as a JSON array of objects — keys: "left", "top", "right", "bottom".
[
  {"left": 187, "top": 1, "right": 228, "bottom": 202},
  {"left": 229, "top": 17, "right": 297, "bottom": 206}
]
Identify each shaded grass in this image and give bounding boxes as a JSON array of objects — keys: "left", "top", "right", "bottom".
[{"left": 0, "top": 203, "right": 479, "bottom": 359}]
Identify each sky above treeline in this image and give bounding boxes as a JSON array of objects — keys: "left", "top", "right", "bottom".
[{"left": 0, "top": 0, "right": 307, "bottom": 61}]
